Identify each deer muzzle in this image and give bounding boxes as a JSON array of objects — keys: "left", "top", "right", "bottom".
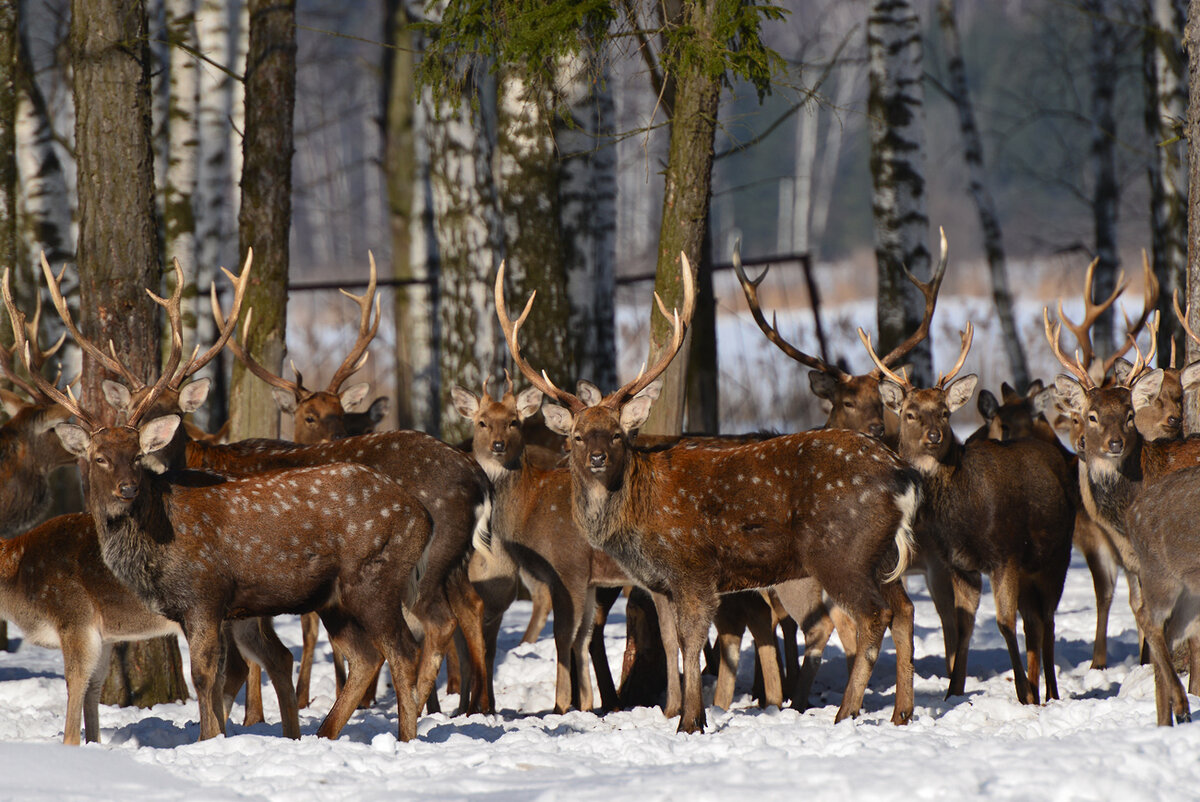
[
  {"left": 491, "top": 440, "right": 506, "bottom": 455},
  {"left": 588, "top": 452, "right": 607, "bottom": 470},
  {"left": 117, "top": 482, "right": 139, "bottom": 501},
  {"left": 868, "top": 422, "right": 886, "bottom": 439}
]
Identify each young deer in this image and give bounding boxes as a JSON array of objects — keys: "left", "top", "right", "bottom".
[
  {"left": 498, "top": 255, "right": 921, "bottom": 733},
  {"left": 13, "top": 263, "right": 435, "bottom": 742},
  {"left": 863, "top": 323, "right": 1076, "bottom": 705}
]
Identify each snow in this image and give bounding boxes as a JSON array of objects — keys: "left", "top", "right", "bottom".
[{"left": 1, "top": 557, "right": 1199, "bottom": 801}]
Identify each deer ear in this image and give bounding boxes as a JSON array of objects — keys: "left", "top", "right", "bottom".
[
  {"left": 365, "top": 396, "right": 389, "bottom": 425},
  {"left": 619, "top": 396, "right": 654, "bottom": 434},
  {"left": 945, "top": 374, "right": 978, "bottom": 413},
  {"left": 1130, "top": 369, "right": 1165, "bottom": 412},
  {"left": 542, "top": 404, "right": 573, "bottom": 436},
  {"left": 0, "top": 389, "right": 24, "bottom": 418},
  {"left": 139, "top": 415, "right": 181, "bottom": 456},
  {"left": 636, "top": 379, "right": 664, "bottom": 401},
  {"left": 1031, "top": 386, "right": 1055, "bottom": 416},
  {"left": 1180, "top": 361, "right": 1200, "bottom": 391},
  {"left": 101, "top": 380, "right": 132, "bottom": 413},
  {"left": 55, "top": 422, "right": 91, "bottom": 458},
  {"left": 1026, "top": 378, "right": 1045, "bottom": 398},
  {"left": 1054, "top": 375, "right": 1087, "bottom": 413},
  {"left": 450, "top": 386, "right": 479, "bottom": 420},
  {"left": 878, "top": 380, "right": 905, "bottom": 414},
  {"left": 808, "top": 370, "right": 838, "bottom": 401},
  {"left": 272, "top": 388, "right": 298, "bottom": 414},
  {"left": 339, "top": 382, "right": 371, "bottom": 412},
  {"left": 1111, "top": 358, "right": 1134, "bottom": 386},
  {"left": 515, "top": 386, "right": 543, "bottom": 421},
  {"left": 576, "top": 381, "right": 603, "bottom": 407},
  {"left": 977, "top": 389, "right": 999, "bottom": 421},
  {"left": 178, "top": 378, "right": 211, "bottom": 413},
  {"left": 1000, "top": 382, "right": 1018, "bottom": 403}
]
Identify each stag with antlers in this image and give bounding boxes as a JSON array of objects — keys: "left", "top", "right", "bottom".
[
  {"left": 497, "top": 254, "right": 922, "bottom": 733},
  {"left": 12, "top": 258, "right": 437, "bottom": 742}
]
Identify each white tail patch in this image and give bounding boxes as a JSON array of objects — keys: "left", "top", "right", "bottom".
[
  {"left": 471, "top": 493, "right": 495, "bottom": 555},
  {"left": 883, "top": 482, "right": 919, "bottom": 584}
]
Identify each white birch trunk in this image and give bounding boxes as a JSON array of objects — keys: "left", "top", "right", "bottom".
[
  {"left": 867, "top": 0, "right": 932, "bottom": 385},
  {"left": 230, "top": 0, "right": 248, "bottom": 216}
]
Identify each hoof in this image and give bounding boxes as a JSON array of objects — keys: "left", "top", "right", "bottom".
[
  {"left": 1176, "top": 711, "right": 1192, "bottom": 725},
  {"left": 891, "top": 709, "right": 913, "bottom": 726},
  {"left": 675, "top": 711, "right": 707, "bottom": 734}
]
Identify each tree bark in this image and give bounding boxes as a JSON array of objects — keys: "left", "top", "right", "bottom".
[
  {"left": 1184, "top": 0, "right": 1200, "bottom": 433},
  {"left": 936, "top": 0, "right": 1028, "bottom": 390},
  {"left": 868, "top": 0, "right": 932, "bottom": 386},
  {"left": 1087, "top": 0, "right": 1121, "bottom": 360},
  {"left": 0, "top": 1, "right": 15, "bottom": 329},
  {"left": 230, "top": 0, "right": 295, "bottom": 441},
  {"left": 642, "top": 0, "right": 723, "bottom": 437},
  {"left": 71, "top": 0, "right": 188, "bottom": 708},
  {"left": 1146, "top": 0, "right": 1188, "bottom": 371}
]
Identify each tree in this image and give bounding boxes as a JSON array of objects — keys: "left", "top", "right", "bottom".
[
  {"left": 868, "top": 0, "right": 932, "bottom": 387},
  {"left": 1085, "top": 0, "right": 1121, "bottom": 359},
  {"left": 1184, "top": 0, "right": 1200, "bottom": 432},
  {"left": 71, "top": 0, "right": 188, "bottom": 707},
  {"left": 229, "top": 0, "right": 295, "bottom": 441}
]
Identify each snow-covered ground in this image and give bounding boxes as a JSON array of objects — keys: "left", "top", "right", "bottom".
[{"left": 0, "top": 553, "right": 1197, "bottom": 801}]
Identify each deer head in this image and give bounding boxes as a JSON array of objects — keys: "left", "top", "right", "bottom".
[
  {"left": 976, "top": 380, "right": 1048, "bottom": 442},
  {"left": 451, "top": 372, "right": 543, "bottom": 477},
  {"left": 215, "top": 253, "right": 382, "bottom": 444},
  {"left": 860, "top": 322, "right": 977, "bottom": 473},
  {"left": 496, "top": 253, "right": 695, "bottom": 491},
  {"left": 735, "top": 229, "right": 948, "bottom": 439}
]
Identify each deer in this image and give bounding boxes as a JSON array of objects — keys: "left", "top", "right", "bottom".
[
  {"left": 862, "top": 322, "right": 1076, "bottom": 705},
  {"left": 7, "top": 265, "right": 435, "bottom": 743},
  {"left": 0, "top": 511, "right": 305, "bottom": 744},
  {"left": 734, "top": 231, "right": 962, "bottom": 684},
  {"left": 498, "top": 254, "right": 921, "bottom": 733}
]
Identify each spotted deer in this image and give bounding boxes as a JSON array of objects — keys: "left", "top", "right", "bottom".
[
  {"left": 7, "top": 265, "right": 435, "bottom": 743},
  {"left": 863, "top": 323, "right": 1076, "bottom": 704},
  {"left": 499, "top": 255, "right": 921, "bottom": 733}
]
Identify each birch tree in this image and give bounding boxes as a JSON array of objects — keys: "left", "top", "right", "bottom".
[
  {"left": 71, "top": 0, "right": 188, "bottom": 708},
  {"left": 0, "top": 2, "right": 15, "bottom": 336},
  {"left": 935, "top": 0, "right": 1028, "bottom": 389},
  {"left": 867, "top": 0, "right": 932, "bottom": 386},
  {"left": 1145, "top": 0, "right": 1187, "bottom": 366}
]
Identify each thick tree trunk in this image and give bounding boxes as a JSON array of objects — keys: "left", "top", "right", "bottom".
[
  {"left": 1146, "top": 0, "right": 1188, "bottom": 371},
  {"left": 558, "top": 44, "right": 617, "bottom": 391},
  {"left": 427, "top": 76, "right": 504, "bottom": 443},
  {"left": 1087, "top": 0, "right": 1121, "bottom": 360},
  {"left": 936, "top": 0, "right": 1028, "bottom": 390},
  {"left": 496, "top": 65, "right": 571, "bottom": 388},
  {"left": 384, "top": 0, "right": 438, "bottom": 432},
  {"left": 230, "top": 0, "right": 295, "bottom": 440},
  {"left": 1184, "top": 0, "right": 1200, "bottom": 432},
  {"left": 71, "top": 0, "right": 188, "bottom": 708},
  {"left": 642, "top": 1, "right": 723, "bottom": 437},
  {"left": 868, "top": 0, "right": 932, "bottom": 386},
  {"left": 0, "top": 0, "right": 16, "bottom": 343}
]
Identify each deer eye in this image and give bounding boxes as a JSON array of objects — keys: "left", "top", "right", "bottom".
[
  {"left": 94, "top": 455, "right": 108, "bottom": 467},
  {"left": 573, "top": 434, "right": 583, "bottom": 443},
  {"left": 477, "top": 420, "right": 487, "bottom": 428},
  {"left": 1087, "top": 413, "right": 1098, "bottom": 424},
  {"left": 509, "top": 420, "right": 519, "bottom": 429},
  {"left": 843, "top": 401, "right": 854, "bottom": 409},
  {"left": 611, "top": 434, "right": 620, "bottom": 443},
  {"left": 305, "top": 415, "right": 317, "bottom": 425},
  {"left": 905, "top": 412, "right": 915, "bottom": 421}
]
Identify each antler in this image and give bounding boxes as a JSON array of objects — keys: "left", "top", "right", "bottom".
[
  {"left": 1099, "top": 251, "right": 1159, "bottom": 378},
  {"left": 935, "top": 322, "right": 974, "bottom": 388},
  {"left": 1056, "top": 257, "right": 1128, "bottom": 379},
  {"left": 41, "top": 252, "right": 143, "bottom": 390},
  {"left": 326, "top": 251, "right": 381, "bottom": 394},
  {"left": 1044, "top": 307, "right": 1096, "bottom": 390},
  {"left": 1172, "top": 289, "right": 1200, "bottom": 356},
  {"left": 495, "top": 260, "right": 586, "bottom": 413},
  {"left": 0, "top": 276, "right": 66, "bottom": 402},
  {"left": 163, "top": 249, "right": 253, "bottom": 390},
  {"left": 858, "top": 328, "right": 913, "bottom": 392},
  {"left": 733, "top": 240, "right": 846, "bottom": 379},
  {"left": 2, "top": 268, "right": 95, "bottom": 428},
  {"left": 872, "top": 227, "right": 950, "bottom": 373},
  {"left": 603, "top": 253, "right": 696, "bottom": 409}
]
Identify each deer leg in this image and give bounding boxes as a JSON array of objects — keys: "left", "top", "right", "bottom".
[
  {"left": 1042, "top": 604, "right": 1061, "bottom": 702},
  {"left": 830, "top": 604, "right": 858, "bottom": 668},
  {"left": 992, "top": 568, "right": 1036, "bottom": 705},
  {"left": 650, "top": 591, "right": 682, "bottom": 719},
  {"left": 242, "top": 663, "right": 264, "bottom": 726},
  {"left": 230, "top": 619, "right": 300, "bottom": 739},
  {"left": 945, "top": 570, "right": 982, "bottom": 698},
  {"left": 443, "top": 633, "right": 462, "bottom": 697},
  {"left": 924, "top": 553, "right": 960, "bottom": 677},
  {"left": 744, "top": 596, "right": 783, "bottom": 709},
  {"left": 673, "top": 593, "right": 717, "bottom": 734},
  {"left": 448, "top": 565, "right": 499, "bottom": 715},
  {"left": 376, "top": 619, "right": 422, "bottom": 742},
  {"left": 184, "top": 617, "right": 226, "bottom": 740},
  {"left": 711, "top": 596, "right": 744, "bottom": 710},
  {"left": 296, "top": 612, "right": 320, "bottom": 709},
  {"left": 772, "top": 579, "right": 833, "bottom": 712},
  {"left": 83, "top": 642, "right": 114, "bottom": 744},
  {"left": 1077, "top": 516, "right": 1118, "bottom": 670},
  {"left": 773, "top": 603, "right": 801, "bottom": 703},
  {"left": 571, "top": 586, "right": 597, "bottom": 712},
  {"left": 317, "top": 611, "right": 382, "bottom": 739},
  {"left": 522, "top": 572, "right": 553, "bottom": 644},
  {"left": 883, "top": 580, "right": 914, "bottom": 725},
  {"left": 60, "top": 628, "right": 103, "bottom": 746},
  {"left": 551, "top": 582, "right": 579, "bottom": 714},
  {"left": 836, "top": 601, "right": 891, "bottom": 723},
  {"left": 1019, "top": 594, "right": 1045, "bottom": 705},
  {"left": 590, "top": 587, "right": 621, "bottom": 711},
  {"left": 1135, "top": 603, "right": 1190, "bottom": 726}
]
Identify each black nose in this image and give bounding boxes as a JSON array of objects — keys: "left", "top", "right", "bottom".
[
  {"left": 927, "top": 430, "right": 942, "bottom": 445},
  {"left": 589, "top": 452, "right": 606, "bottom": 468},
  {"left": 1107, "top": 438, "right": 1123, "bottom": 453},
  {"left": 868, "top": 423, "right": 885, "bottom": 438},
  {"left": 118, "top": 483, "right": 138, "bottom": 500},
  {"left": 491, "top": 441, "right": 505, "bottom": 454},
  {"left": 1168, "top": 416, "right": 1182, "bottom": 428}
]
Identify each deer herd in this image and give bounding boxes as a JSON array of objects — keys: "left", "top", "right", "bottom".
[{"left": 0, "top": 232, "right": 1198, "bottom": 747}]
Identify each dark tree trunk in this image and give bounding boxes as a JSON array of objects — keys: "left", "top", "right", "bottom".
[
  {"left": 71, "top": 0, "right": 188, "bottom": 707},
  {"left": 0, "top": 0, "right": 15, "bottom": 327},
  {"left": 1087, "top": 0, "right": 1121, "bottom": 360},
  {"left": 230, "top": 0, "right": 295, "bottom": 440},
  {"left": 1184, "top": 0, "right": 1200, "bottom": 432}
]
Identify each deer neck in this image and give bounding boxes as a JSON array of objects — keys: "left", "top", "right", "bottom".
[
  {"left": 1081, "top": 438, "right": 1142, "bottom": 541},
  {"left": 88, "top": 476, "right": 174, "bottom": 615},
  {"left": 568, "top": 450, "right": 662, "bottom": 588},
  {"left": 487, "top": 452, "right": 536, "bottom": 542},
  {"left": 0, "top": 458, "right": 51, "bottom": 538}
]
